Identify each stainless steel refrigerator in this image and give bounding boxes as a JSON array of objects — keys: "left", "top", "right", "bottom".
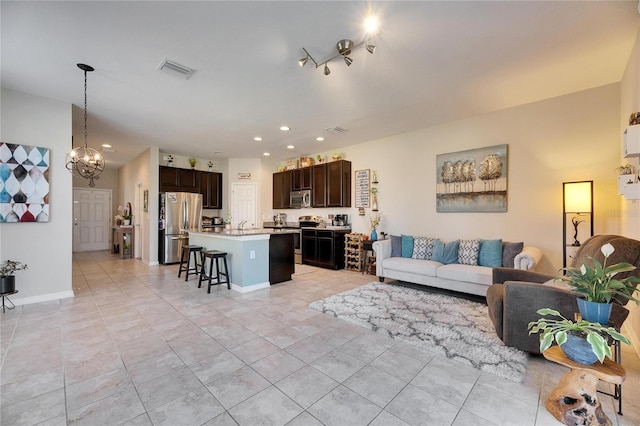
[{"left": 159, "top": 192, "right": 203, "bottom": 264}]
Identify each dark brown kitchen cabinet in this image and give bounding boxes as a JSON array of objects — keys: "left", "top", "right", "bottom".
[
  {"left": 160, "top": 167, "right": 222, "bottom": 208},
  {"left": 159, "top": 166, "right": 180, "bottom": 191},
  {"left": 302, "top": 228, "right": 346, "bottom": 269},
  {"left": 292, "top": 167, "right": 312, "bottom": 191},
  {"left": 272, "top": 160, "right": 351, "bottom": 209},
  {"left": 272, "top": 170, "right": 292, "bottom": 209},
  {"left": 159, "top": 166, "right": 198, "bottom": 192},
  {"left": 311, "top": 164, "right": 327, "bottom": 207},
  {"left": 178, "top": 169, "right": 198, "bottom": 192},
  {"left": 326, "top": 160, "right": 351, "bottom": 207},
  {"left": 199, "top": 171, "right": 223, "bottom": 209}
]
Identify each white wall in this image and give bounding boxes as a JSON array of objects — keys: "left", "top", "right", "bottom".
[
  {"left": 119, "top": 147, "right": 158, "bottom": 264},
  {"left": 619, "top": 28, "right": 640, "bottom": 354},
  {"left": 263, "top": 83, "right": 621, "bottom": 276},
  {"left": 0, "top": 88, "right": 73, "bottom": 303}
]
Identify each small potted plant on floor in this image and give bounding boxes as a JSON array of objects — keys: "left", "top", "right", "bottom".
[
  {"left": 0, "top": 260, "right": 28, "bottom": 294},
  {"left": 528, "top": 308, "right": 629, "bottom": 364},
  {"left": 560, "top": 243, "right": 640, "bottom": 324}
]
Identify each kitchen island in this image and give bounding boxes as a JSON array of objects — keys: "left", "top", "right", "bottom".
[{"left": 189, "top": 228, "right": 297, "bottom": 292}]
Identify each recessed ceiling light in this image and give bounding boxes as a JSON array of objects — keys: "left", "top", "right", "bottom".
[
  {"left": 263, "top": 152, "right": 270, "bottom": 156},
  {"left": 254, "top": 137, "right": 262, "bottom": 141},
  {"left": 101, "top": 143, "right": 112, "bottom": 148},
  {"left": 287, "top": 145, "right": 295, "bottom": 149},
  {"left": 365, "top": 16, "right": 378, "bottom": 34},
  {"left": 316, "top": 137, "right": 325, "bottom": 142},
  {"left": 280, "top": 126, "right": 290, "bottom": 131}
]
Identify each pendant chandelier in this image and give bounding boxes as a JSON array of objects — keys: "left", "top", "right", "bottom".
[{"left": 65, "top": 63, "right": 104, "bottom": 187}]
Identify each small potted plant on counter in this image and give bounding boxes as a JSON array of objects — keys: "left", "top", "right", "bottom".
[{"left": 1, "top": 260, "right": 28, "bottom": 294}]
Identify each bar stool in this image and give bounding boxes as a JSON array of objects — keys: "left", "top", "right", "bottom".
[
  {"left": 198, "top": 250, "right": 230, "bottom": 293},
  {"left": 178, "top": 245, "right": 203, "bottom": 281}
]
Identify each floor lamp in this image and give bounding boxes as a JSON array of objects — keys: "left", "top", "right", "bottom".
[{"left": 562, "top": 181, "right": 594, "bottom": 268}]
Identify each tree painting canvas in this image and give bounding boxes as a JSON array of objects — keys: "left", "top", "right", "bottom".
[
  {"left": 436, "top": 144, "right": 508, "bottom": 212},
  {"left": 0, "top": 142, "right": 50, "bottom": 222}
]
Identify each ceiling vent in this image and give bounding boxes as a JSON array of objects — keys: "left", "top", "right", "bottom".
[
  {"left": 326, "top": 125, "right": 349, "bottom": 134},
  {"left": 158, "top": 58, "right": 196, "bottom": 80}
]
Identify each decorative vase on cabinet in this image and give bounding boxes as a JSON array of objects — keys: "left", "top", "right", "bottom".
[{"left": 371, "top": 230, "right": 378, "bottom": 241}]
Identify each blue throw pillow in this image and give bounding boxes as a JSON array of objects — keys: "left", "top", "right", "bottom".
[
  {"left": 478, "top": 239, "right": 503, "bottom": 267},
  {"left": 401, "top": 235, "right": 414, "bottom": 258},
  {"left": 432, "top": 239, "right": 460, "bottom": 264},
  {"left": 390, "top": 235, "right": 402, "bottom": 257}
]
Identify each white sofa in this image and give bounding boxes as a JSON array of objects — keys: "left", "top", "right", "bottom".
[{"left": 372, "top": 239, "right": 542, "bottom": 297}]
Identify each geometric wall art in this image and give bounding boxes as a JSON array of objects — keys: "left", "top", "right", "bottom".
[
  {"left": 436, "top": 144, "right": 508, "bottom": 212},
  {"left": 0, "top": 142, "right": 50, "bottom": 222}
]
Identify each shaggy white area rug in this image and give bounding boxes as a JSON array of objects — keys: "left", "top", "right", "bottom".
[{"left": 309, "top": 282, "right": 527, "bottom": 382}]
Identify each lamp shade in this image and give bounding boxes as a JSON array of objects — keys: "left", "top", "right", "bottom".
[{"left": 564, "top": 181, "right": 592, "bottom": 213}]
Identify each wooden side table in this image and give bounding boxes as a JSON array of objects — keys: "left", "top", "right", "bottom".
[
  {"left": 362, "top": 239, "right": 376, "bottom": 275},
  {"left": 543, "top": 346, "right": 625, "bottom": 424},
  {"left": 112, "top": 226, "right": 135, "bottom": 259}
]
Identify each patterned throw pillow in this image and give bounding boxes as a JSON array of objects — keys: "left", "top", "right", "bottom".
[
  {"left": 458, "top": 239, "right": 480, "bottom": 265},
  {"left": 412, "top": 237, "right": 435, "bottom": 260}
]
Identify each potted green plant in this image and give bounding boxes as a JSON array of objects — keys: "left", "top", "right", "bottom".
[
  {"left": 561, "top": 243, "right": 640, "bottom": 323},
  {"left": 615, "top": 164, "right": 635, "bottom": 175},
  {"left": 0, "top": 260, "right": 28, "bottom": 293},
  {"left": 528, "top": 308, "right": 629, "bottom": 364},
  {"left": 189, "top": 157, "right": 197, "bottom": 169}
]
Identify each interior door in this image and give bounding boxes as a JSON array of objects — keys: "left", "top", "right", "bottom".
[
  {"left": 73, "top": 188, "right": 111, "bottom": 252},
  {"left": 231, "top": 183, "right": 257, "bottom": 228}
]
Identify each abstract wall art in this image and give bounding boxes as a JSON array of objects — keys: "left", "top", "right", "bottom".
[
  {"left": 436, "top": 144, "right": 508, "bottom": 212},
  {"left": 0, "top": 142, "right": 50, "bottom": 222}
]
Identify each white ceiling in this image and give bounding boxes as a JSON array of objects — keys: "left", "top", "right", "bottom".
[{"left": 2, "top": 1, "right": 639, "bottom": 168}]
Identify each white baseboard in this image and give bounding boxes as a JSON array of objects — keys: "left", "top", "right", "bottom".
[
  {"left": 231, "top": 282, "right": 270, "bottom": 293},
  {"left": 10, "top": 290, "right": 75, "bottom": 306},
  {"left": 148, "top": 261, "right": 159, "bottom": 266}
]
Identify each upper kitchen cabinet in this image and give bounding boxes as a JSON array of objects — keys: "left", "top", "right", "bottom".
[
  {"left": 326, "top": 160, "right": 351, "bottom": 207},
  {"left": 273, "top": 170, "right": 292, "bottom": 209},
  {"left": 292, "top": 167, "right": 312, "bottom": 191},
  {"left": 200, "top": 171, "right": 223, "bottom": 209},
  {"left": 312, "top": 164, "right": 327, "bottom": 207},
  {"left": 273, "top": 160, "right": 351, "bottom": 209},
  {"left": 178, "top": 168, "right": 198, "bottom": 192},
  {"left": 160, "top": 166, "right": 222, "bottom": 209},
  {"left": 159, "top": 166, "right": 198, "bottom": 192},
  {"left": 159, "top": 166, "right": 181, "bottom": 191}
]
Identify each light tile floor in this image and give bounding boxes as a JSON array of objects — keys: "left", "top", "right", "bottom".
[{"left": 1, "top": 251, "right": 639, "bottom": 425}]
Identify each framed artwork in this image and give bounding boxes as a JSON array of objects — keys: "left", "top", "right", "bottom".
[
  {"left": 0, "top": 142, "right": 50, "bottom": 222},
  {"left": 143, "top": 190, "right": 149, "bottom": 212},
  {"left": 355, "top": 169, "right": 370, "bottom": 208},
  {"left": 436, "top": 144, "right": 508, "bottom": 212}
]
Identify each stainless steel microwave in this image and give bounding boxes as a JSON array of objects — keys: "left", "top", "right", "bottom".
[{"left": 290, "top": 190, "right": 311, "bottom": 208}]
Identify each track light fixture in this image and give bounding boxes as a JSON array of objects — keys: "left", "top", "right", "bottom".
[{"left": 299, "top": 34, "right": 376, "bottom": 76}]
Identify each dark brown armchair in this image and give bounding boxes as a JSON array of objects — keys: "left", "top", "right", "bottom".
[{"left": 486, "top": 235, "right": 639, "bottom": 354}]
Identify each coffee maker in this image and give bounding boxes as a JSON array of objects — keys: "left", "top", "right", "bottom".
[{"left": 332, "top": 214, "right": 349, "bottom": 226}]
